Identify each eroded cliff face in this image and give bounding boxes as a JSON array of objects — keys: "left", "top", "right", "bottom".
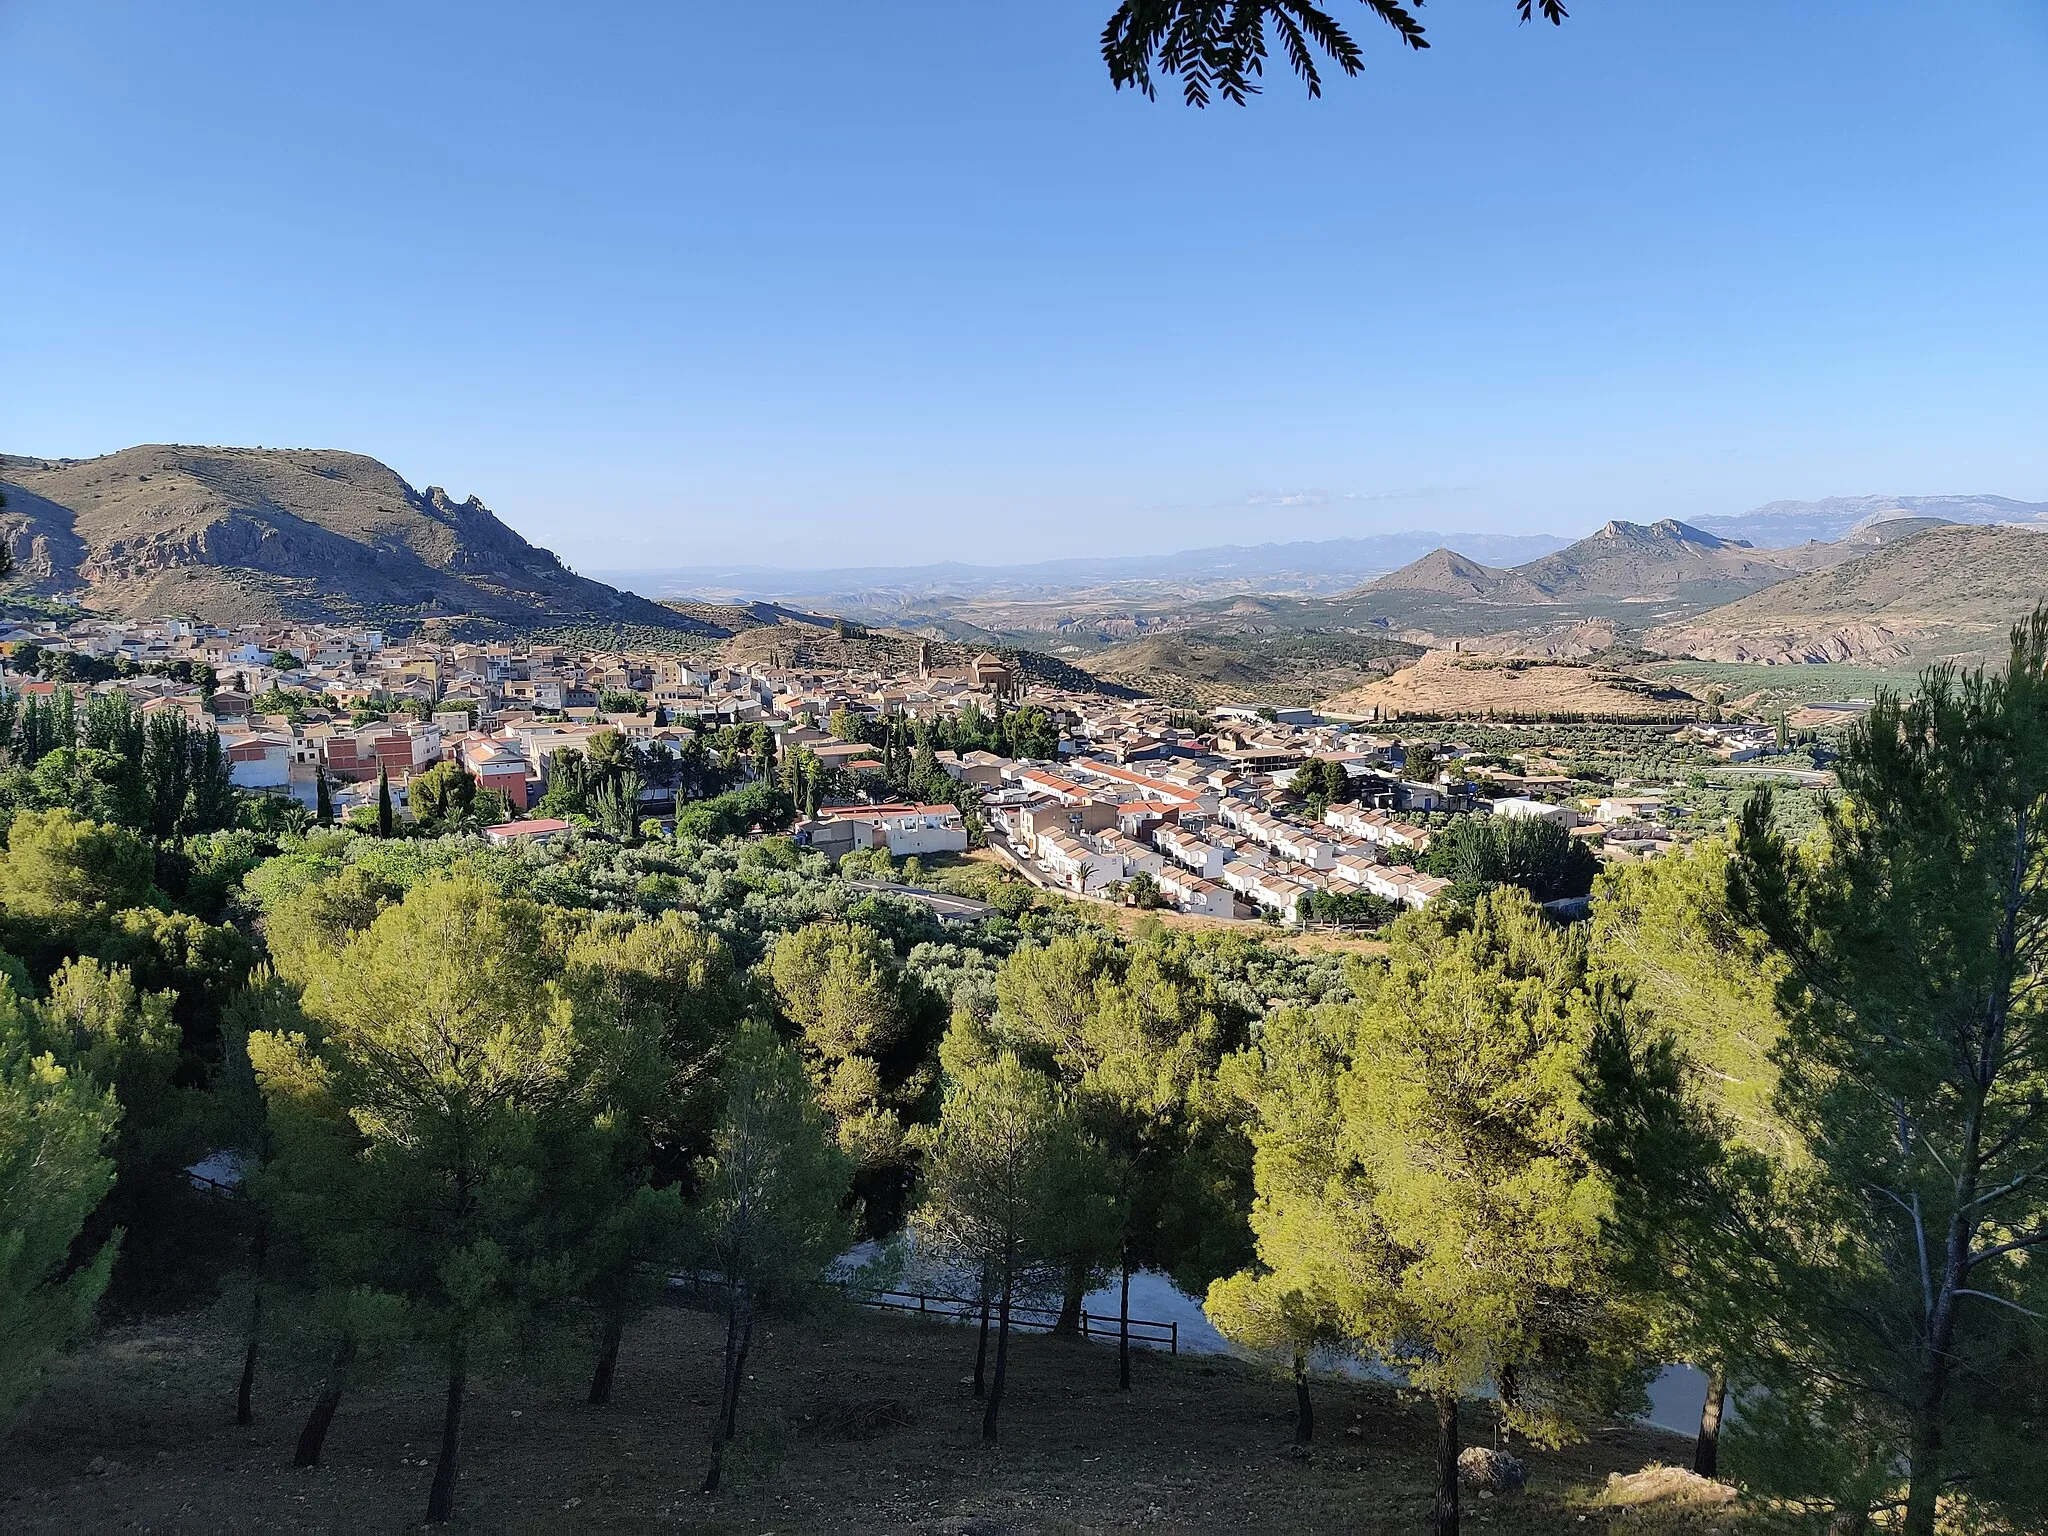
[
  {"left": 1641, "top": 524, "right": 2048, "bottom": 670},
  {"left": 1642, "top": 620, "right": 1925, "bottom": 666},
  {"left": 0, "top": 444, "right": 684, "bottom": 627}
]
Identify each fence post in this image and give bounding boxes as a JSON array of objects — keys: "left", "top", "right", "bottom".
[
  {"left": 1170, "top": 1320, "right": 1178, "bottom": 1355},
  {"left": 1081, "top": 1310, "right": 1089, "bottom": 1339},
  {"left": 919, "top": 1292, "right": 927, "bottom": 1317}
]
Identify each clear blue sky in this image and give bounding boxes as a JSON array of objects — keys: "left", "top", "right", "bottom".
[{"left": 5, "top": 1, "right": 2047, "bottom": 569}]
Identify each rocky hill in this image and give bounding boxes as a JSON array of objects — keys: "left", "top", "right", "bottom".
[
  {"left": 1510, "top": 519, "right": 1807, "bottom": 600},
  {"left": 0, "top": 444, "right": 694, "bottom": 630},
  {"left": 1647, "top": 524, "right": 2048, "bottom": 666},
  {"left": 1352, "top": 519, "right": 1810, "bottom": 611},
  {"left": 710, "top": 620, "right": 1137, "bottom": 698},
  {"left": 1363, "top": 548, "right": 1539, "bottom": 601}
]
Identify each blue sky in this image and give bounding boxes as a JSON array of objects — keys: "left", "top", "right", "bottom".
[{"left": 5, "top": 1, "right": 2047, "bottom": 569}]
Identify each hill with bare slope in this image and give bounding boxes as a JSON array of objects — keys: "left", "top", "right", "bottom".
[
  {"left": 1322, "top": 647, "right": 1701, "bottom": 722},
  {"left": 1647, "top": 524, "right": 2048, "bottom": 666},
  {"left": 0, "top": 444, "right": 695, "bottom": 630}
]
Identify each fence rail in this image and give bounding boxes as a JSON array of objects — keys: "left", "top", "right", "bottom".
[
  {"left": 669, "top": 1272, "right": 1177, "bottom": 1354},
  {"left": 860, "top": 1287, "right": 1177, "bottom": 1354}
]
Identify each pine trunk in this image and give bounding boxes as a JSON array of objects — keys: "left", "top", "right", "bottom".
[
  {"left": 1432, "top": 1392, "right": 1461, "bottom": 1536},
  {"left": 1054, "top": 1262, "right": 1084, "bottom": 1336},
  {"left": 701, "top": 1287, "right": 745, "bottom": 1494},
  {"left": 235, "top": 1287, "right": 262, "bottom": 1427},
  {"left": 1293, "top": 1346, "right": 1313, "bottom": 1444},
  {"left": 1902, "top": 1403, "right": 1944, "bottom": 1536},
  {"left": 293, "top": 1332, "right": 355, "bottom": 1467},
  {"left": 982, "top": 1278, "right": 1013, "bottom": 1444},
  {"left": 724, "top": 1308, "right": 754, "bottom": 1442},
  {"left": 1693, "top": 1365, "right": 1726, "bottom": 1478},
  {"left": 293, "top": 1383, "right": 345, "bottom": 1467},
  {"left": 973, "top": 1294, "right": 991, "bottom": 1399},
  {"left": 587, "top": 1317, "right": 624, "bottom": 1406},
  {"left": 1117, "top": 1258, "right": 1132, "bottom": 1393},
  {"left": 424, "top": 1338, "right": 467, "bottom": 1526}
]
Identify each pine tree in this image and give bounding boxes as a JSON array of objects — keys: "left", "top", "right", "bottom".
[
  {"left": 694, "top": 1023, "right": 851, "bottom": 1493},
  {"left": 1584, "top": 839, "right": 1795, "bottom": 1476},
  {"left": 1597, "top": 607, "right": 2048, "bottom": 1533},
  {"left": 913, "top": 1052, "right": 1076, "bottom": 1443},
  {"left": 767, "top": 922, "right": 924, "bottom": 1219},
  {"left": 0, "top": 989, "right": 120, "bottom": 1427},
  {"left": 557, "top": 911, "right": 741, "bottom": 1401},
  {"left": 1223, "top": 893, "right": 1647, "bottom": 1536},
  {"left": 286, "top": 876, "right": 577, "bottom": 1525}
]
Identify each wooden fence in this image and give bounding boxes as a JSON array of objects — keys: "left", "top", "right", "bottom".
[{"left": 671, "top": 1272, "right": 1178, "bottom": 1354}]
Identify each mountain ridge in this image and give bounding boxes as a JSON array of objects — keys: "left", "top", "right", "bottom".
[
  {"left": 1354, "top": 517, "right": 1807, "bottom": 608},
  {"left": 0, "top": 444, "right": 692, "bottom": 631},
  {"left": 1647, "top": 524, "right": 2048, "bottom": 665}
]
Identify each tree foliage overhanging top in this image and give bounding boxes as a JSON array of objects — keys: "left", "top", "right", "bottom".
[{"left": 1101, "top": 0, "right": 1568, "bottom": 107}]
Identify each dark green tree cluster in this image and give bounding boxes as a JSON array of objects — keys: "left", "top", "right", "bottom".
[
  {"left": 1422, "top": 807, "right": 1599, "bottom": 903},
  {"left": 1292, "top": 886, "right": 1396, "bottom": 930},
  {"left": 832, "top": 699, "right": 1058, "bottom": 767},
  {"left": 6, "top": 644, "right": 217, "bottom": 694},
  {"left": 232, "top": 871, "right": 846, "bottom": 1523},
  {"left": 0, "top": 689, "right": 238, "bottom": 842},
  {"left": 1285, "top": 756, "right": 1356, "bottom": 821}
]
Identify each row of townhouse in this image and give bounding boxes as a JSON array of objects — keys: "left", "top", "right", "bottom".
[
  {"left": 1217, "top": 800, "right": 1339, "bottom": 868},
  {"left": 1322, "top": 803, "right": 1434, "bottom": 854},
  {"left": 1328, "top": 856, "right": 1452, "bottom": 909}
]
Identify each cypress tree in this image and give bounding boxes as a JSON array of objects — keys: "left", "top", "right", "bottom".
[
  {"left": 315, "top": 767, "right": 334, "bottom": 827},
  {"left": 375, "top": 767, "right": 393, "bottom": 838}
]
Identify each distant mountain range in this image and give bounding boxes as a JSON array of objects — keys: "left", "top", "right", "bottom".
[
  {"left": 0, "top": 445, "right": 689, "bottom": 630},
  {"left": 1694, "top": 495, "right": 2048, "bottom": 548},
  {"left": 592, "top": 531, "right": 1575, "bottom": 604},
  {"left": 8, "top": 448, "right": 2042, "bottom": 680}
]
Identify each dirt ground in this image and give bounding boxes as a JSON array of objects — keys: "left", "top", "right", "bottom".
[{"left": 2, "top": 1299, "right": 1734, "bottom": 1534}]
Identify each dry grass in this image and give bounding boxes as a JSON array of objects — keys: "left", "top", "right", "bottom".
[
  {"left": 1590, "top": 1465, "right": 1740, "bottom": 1533},
  {"left": 0, "top": 1300, "right": 1750, "bottom": 1534}
]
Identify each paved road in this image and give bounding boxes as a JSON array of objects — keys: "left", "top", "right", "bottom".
[{"left": 985, "top": 832, "right": 1059, "bottom": 889}]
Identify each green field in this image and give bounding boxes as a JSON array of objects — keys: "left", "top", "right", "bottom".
[{"left": 1639, "top": 660, "right": 1927, "bottom": 715}]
